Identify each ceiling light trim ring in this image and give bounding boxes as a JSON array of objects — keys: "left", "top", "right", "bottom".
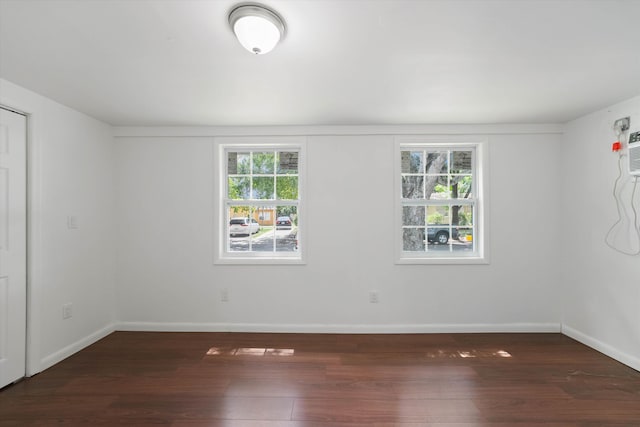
[{"left": 228, "top": 3, "right": 286, "bottom": 55}]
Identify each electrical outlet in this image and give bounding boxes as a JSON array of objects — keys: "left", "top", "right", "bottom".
[
  {"left": 62, "top": 303, "right": 73, "bottom": 319},
  {"left": 220, "top": 288, "right": 229, "bottom": 302},
  {"left": 369, "top": 290, "right": 379, "bottom": 303}
]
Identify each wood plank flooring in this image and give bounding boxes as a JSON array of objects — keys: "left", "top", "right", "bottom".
[{"left": 1, "top": 332, "right": 640, "bottom": 426}]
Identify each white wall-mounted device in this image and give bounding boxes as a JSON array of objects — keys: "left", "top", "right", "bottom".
[{"left": 629, "top": 131, "right": 640, "bottom": 176}]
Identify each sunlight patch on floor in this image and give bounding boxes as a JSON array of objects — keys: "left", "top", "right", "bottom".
[
  {"left": 425, "top": 349, "right": 512, "bottom": 359},
  {"left": 206, "top": 347, "right": 295, "bottom": 357}
]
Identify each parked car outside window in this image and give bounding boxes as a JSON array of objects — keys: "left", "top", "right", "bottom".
[
  {"left": 229, "top": 217, "right": 260, "bottom": 236},
  {"left": 426, "top": 227, "right": 459, "bottom": 244},
  {"left": 276, "top": 216, "right": 292, "bottom": 229}
]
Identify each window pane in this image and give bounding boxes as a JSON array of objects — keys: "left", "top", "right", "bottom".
[
  {"left": 228, "top": 177, "right": 250, "bottom": 199},
  {"left": 402, "top": 176, "right": 424, "bottom": 199},
  {"left": 426, "top": 152, "right": 448, "bottom": 174},
  {"left": 426, "top": 226, "right": 452, "bottom": 245},
  {"left": 276, "top": 176, "right": 298, "bottom": 200},
  {"left": 276, "top": 206, "right": 298, "bottom": 252},
  {"left": 427, "top": 205, "right": 449, "bottom": 225},
  {"left": 237, "top": 153, "right": 250, "bottom": 174},
  {"left": 451, "top": 151, "right": 472, "bottom": 174},
  {"left": 229, "top": 205, "right": 251, "bottom": 219},
  {"left": 425, "top": 205, "right": 474, "bottom": 251},
  {"left": 403, "top": 228, "right": 425, "bottom": 251},
  {"left": 277, "top": 151, "right": 298, "bottom": 174},
  {"left": 455, "top": 227, "right": 474, "bottom": 251},
  {"left": 253, "top": 227, "right": 275, "bottom": 252},
  {"left": 252, "top": 152, "right": 275, "bottom": 174},
  {"left": 228, "top": 206, "right": 255, "bottom": 252},
  {"left": 227, "top": 205, "right": 299, "bottom": 254},
  {"left": 253, "top": 205, "right": 275, "bottom": 252},
  {"left": 450, "top": 176, "right": 473, "bottom": 199},
  {"left": 427, "top": 240, "right": 453, "bottom": 252},
  {"left": 402, "top": 206, "right": 425, "bottom": 226},
  {"left": 452, "top": 205, "right": 473, "bottom": 226},
  {"left": 227, "top": 152, "right": 237, "bottom": 175},
  {"left": 255, "top": 207, "right": 274, "bottom": 226},
  {"left": 228, "top": 152, "right": 250, "bottom": 174},
  {"left": 428, "top": 175, "right": 450, "bottom": 199},
  {"left": 229, "top": 235, "right": 250, "bottom": 252},
  {"left": 252, "top": 177, "right": 274, "bottom": 199},
  {"left": 276, "top": 206, "right": 298, "bottom": 229},
  {"left": 401, "top": 151, "right": 423, "bottom": 173},
  {"left": 425, "top": 203, "right": 453, "bottom": 248}
]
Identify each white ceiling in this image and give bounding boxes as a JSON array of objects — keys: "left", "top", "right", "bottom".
[{"left": 1, "top": 0, "right": 639, "bottom": 126}]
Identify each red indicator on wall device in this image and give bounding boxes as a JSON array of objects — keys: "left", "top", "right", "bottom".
[{"left": 612, "top": 141, "right": 622, "bottom": 152}]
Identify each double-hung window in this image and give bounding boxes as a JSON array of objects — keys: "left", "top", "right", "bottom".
[
  {"left": 396, "top": 138, "right": 488, "bottom": 264},
  {"left": 215, "top": 138, "right": 305, "bottom": 264}
]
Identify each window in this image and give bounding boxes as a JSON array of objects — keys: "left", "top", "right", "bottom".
[
  {"left": 215, "top": 138, "right": 305, "bottom": 264},
  {"left": 396, "top": 139, "right": 488, "bottom": 264}
]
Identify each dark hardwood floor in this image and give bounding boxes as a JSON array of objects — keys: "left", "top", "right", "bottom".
[{"left": 1, "top": 332, "right": 640, "bottom": 426}]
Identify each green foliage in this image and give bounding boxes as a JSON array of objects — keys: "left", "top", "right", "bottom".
[
  {"left": 228, "top": 151, "right": 299, "bottom": 201},
  {"left": 457, "top": 211, "right": 472, "bottom": 225},
  {"left": 252, "top": 177, "right": 274, "bottom": 199},
  {"left": 434, "top": 184, "right": 447, "bottom": 194},
  {"left": 236, "top": 153, "right": 250, "bottom": 174},
  {"left": 456, "top": 176, "right": 472, "bottom": 196},
  {"left": 230, "top": 206, "right": 250, "bottom": 217},
  {"left": 252, "top": 152, "right": 275, "bottom": 174},
  {"left": 227, "top": 151, "right": 300, "bottom": 226},
  {"left": 428, "top": 212, "right": 444, "bottom": 225},
  {"left": 276, "top": 176, "right": 298, "bottom": 200},
  {"left": 228, "top": 177, "right": 249, "bottom": 199}
]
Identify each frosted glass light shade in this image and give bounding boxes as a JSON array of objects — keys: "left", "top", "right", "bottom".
[{"left": 229, "top": 4, "right": 285, "bottom": 55}]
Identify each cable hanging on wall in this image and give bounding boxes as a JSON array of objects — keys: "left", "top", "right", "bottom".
[{"left": 605, "top": 118, "right": 640, "bottom": 256}]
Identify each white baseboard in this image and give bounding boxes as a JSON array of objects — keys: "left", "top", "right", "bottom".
[
  {"left": 561, "top": 324, "right": 640, "bottom": 372},
  {"left": 116, "top": 321, "right": 561, "bottom": 334},
  {"left": 39, "top": 323, "right": 117, "bottom": 373}
]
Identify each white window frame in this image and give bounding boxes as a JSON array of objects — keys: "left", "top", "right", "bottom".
[
  {"left": 214, "top": 136, "right": 306, "bottom": 264},
  {"left": 395, "top": 137, "right": 490, "bottom": 264}
]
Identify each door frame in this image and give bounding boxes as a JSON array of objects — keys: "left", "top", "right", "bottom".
[{"left": 1, "top": 102, "right": 36, "bottom": 377}]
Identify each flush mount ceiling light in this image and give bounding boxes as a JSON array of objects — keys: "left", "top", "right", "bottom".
[{"left": 229, "top": 3, "right": 285, "bottom": 55}]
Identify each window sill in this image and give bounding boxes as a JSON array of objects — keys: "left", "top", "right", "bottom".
[
  {"left": 396, "top": 255, "right": 489, "bottom": 265},
  {"left": 214, "top": 256, "right": 306, "bottom": 265}
]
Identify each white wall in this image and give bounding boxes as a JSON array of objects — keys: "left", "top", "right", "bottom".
[
  {"left": 0, "top": 79, "right": 116, "bottom": 374},
  {"left": 561, "top": 95, "right": 640, "bottom": 371},
  {"left": 4, "top": 73, "right": 639, "bottom": 374},
  {"left": 115, "top": 130, "right": 562, "bottom": 332}
]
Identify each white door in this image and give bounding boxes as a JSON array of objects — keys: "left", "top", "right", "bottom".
[{"left": 0, "top": 107, "right": 27, "bottom": 388}]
